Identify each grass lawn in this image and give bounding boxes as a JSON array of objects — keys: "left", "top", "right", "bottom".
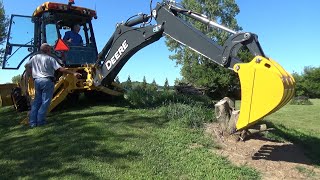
[
  {"left": 264, "top": 99, "right": 320, "bottom": 165},
  {"left": 0, "top": 100, "right": 259, "bottom": 179}
]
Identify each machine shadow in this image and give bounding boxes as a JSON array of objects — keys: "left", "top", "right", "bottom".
[
  {"left": 257, "top": 120, "right": 320, "bottom": 166},
  {"left": 252, "top": 143, "right": 311, "bottom": 165}
]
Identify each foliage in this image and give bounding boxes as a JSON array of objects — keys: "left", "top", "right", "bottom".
[
  {"left": 164, "top": 78, "right": 170, "bottom": 91},
  {"left": 292, "top": 72, "right": 306, "bottom": 97},
  {"left": 159, "top": 102, "right": 214, "bottom": 128},
  {"left": 0, "top": 1, "right": 9, "bottom": 66},
  {"left": 11, "top": 74, "right": 22, "bottom": 84},
  {"left": 165, "top": 0, "right": 251, "bottom": 99},
  {"left": 150, "top": 79, "right": 158, "bottom": 91},
  {"left": 290, "top": 96, "right": 312, "bottom": 105},
  {"left": 122, "top": 75, "right": 132, "bottom": 90},
  {"left": 142, "top": 76, "right": 147, "bottom": 90},
  {"left": 292, "top": 66, "right": 320, "bottom": 98},
  {"left": 114, "top": 76, "right": 120, "bottom": 84},
  {"left": 124, "top": 86, "right": 215, "bottom": 128},
  {"left": 124, "top": 87, "right": 213, "bottom": 109}
]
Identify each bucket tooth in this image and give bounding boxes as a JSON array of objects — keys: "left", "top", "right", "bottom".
[{"left": 234, "top": 56, "right": 295, "bottom": 130}]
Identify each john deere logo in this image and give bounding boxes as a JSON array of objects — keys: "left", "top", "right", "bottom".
[{"left": 105, "top": 40, "right": 129, "bottom": 70}]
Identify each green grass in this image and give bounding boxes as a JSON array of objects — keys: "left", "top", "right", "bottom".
[
  {"left": 0, "top": 100, "right": 259, "bottom": 179},
  {"left": 264, "top": 99, "right": 320, "bottom": 165}
]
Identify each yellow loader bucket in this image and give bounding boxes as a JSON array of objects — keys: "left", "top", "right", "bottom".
[
  {"left": 234, "top": 56, "right": 295, "bottom": 130},
  {"left": 0, "top": 83, "right": 18, "bottom": 107}
]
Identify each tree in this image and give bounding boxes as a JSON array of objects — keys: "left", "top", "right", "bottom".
[
  {"left": 12, "top": 74, "right": 22, "bottom": 84},
  {"left": 124, "top": 75, "right": 132, "bottom": 90},
  {"left": 150, "top": 79, "right": 158, "bottom": 91},
  {"left": 302, "top": 66, "right": 320, "bottom": 98},
  {"left": 142, "top": 76, "right": 147, "bottom": 90},
  {"left": 164, "top": 78, "right": 170, "bottom": 91},
  {"left": 292, "top": 72, "right": 305, "bottom": 97},
  {"left": 114, "top": 76, "right": 120, "bottom": 84},
  {"left": 0, "top": 1, "right": 9, "bottom": 67},
  {"left": 165, "top": 0, "right": 248, "bottom": 99},
  {"left": 295, "top": 66, "right": 320, "bottom": 98},
  {"left": 291, "top": 66, "right": 320, "bottom": 98}
]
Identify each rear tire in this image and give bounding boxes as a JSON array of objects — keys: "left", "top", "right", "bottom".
[
  {"left": 11, "top": 87, "right": 30, "bottom": 112},
  {"left": 66, "top": 92, "right": 80, "bottom": 104}
]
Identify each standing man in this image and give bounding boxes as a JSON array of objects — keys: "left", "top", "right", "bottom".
[
  {"left": 63, "top": 24, "right": 83, "bottom": 46},
  {"left": 25, "top": 43, "right": 81, "bottom": 127}
]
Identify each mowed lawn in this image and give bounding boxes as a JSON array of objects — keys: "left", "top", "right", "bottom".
[
  {"left": 0, "top": 100, "right": 259, "bottom": 180},
  {"left": 265, "top": 99, "right": 320, "bottom": 165}
]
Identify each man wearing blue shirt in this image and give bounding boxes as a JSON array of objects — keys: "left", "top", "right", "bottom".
[{"left": 63, "top": 24, "right": 83, "bottom": 46}]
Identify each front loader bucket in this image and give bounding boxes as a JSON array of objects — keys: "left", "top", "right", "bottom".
[{"left": 234, "top": 56, "right": 295, "bottom": 130}]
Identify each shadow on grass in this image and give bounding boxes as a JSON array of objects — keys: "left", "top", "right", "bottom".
[
  {"left": 262, "top": 121, "right": 320, "bottom": 166},
  {"left": 0, "top": 104, "right": 163, "bottom": 179},
  {"left": 252, "top": 144, "right": 312, "bottom": 165},
  {"left": 0, "top": 107, "right": 26, "bottom": 127},
  {"left": 53, "top": 95, "right": 129, "bottom": 112}
]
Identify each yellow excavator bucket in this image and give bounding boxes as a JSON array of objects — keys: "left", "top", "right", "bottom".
[{"left": 234, "top": 56, "right": 295, "bottom": 130}]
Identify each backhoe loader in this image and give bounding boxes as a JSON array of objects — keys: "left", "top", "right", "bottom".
[{"left": 1, "top": 0, "right": 295, "bottom": 133}]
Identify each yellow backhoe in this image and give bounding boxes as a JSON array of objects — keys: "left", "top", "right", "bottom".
[{"left": 1, "top": 0, "right": 294, "bottom": 133}]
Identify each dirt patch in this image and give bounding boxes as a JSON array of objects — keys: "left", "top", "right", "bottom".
[{"left": 205, "top": 123, "right": 320, "bottom": 180}]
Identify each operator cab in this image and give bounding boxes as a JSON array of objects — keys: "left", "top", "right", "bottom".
[{"left": 2, "top": 1, "right": 98, "bottom": 69}]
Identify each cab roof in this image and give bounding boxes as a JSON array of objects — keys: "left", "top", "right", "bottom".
[{"left": 33, "top": 2, "right": 97, "bottom": 18}]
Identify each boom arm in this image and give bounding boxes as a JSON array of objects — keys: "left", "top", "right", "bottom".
[
  {"left": 93, "top": 2, "right": 264, "bottom": 86},
  {"left": 93, "top": 1, "right": 295, "bottom": 132}
]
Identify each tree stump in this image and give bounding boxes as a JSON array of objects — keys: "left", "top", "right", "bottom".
[
  {"left": 214, "top": 97, "right": 274, "bottom": 141},
  {"left": 214, "top": 97, "right": 238, "bottom": 135}
]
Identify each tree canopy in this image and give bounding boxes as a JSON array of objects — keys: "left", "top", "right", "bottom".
[
  {"left": 142, "top": 76, "right": 147, "bottom": 90},
  {"left": 122, "top": 75, "right": 132, "bottom": 90},
  {"left": 293, "top": 66, "right": 320, "bottom": 98},
  {"left": 150, "top": 79, "right": 158, "bottom": 91},
  {"left": 0, "top": 1, "right": 9, "bottom": 66},
  {"left": 11, "top": 74, "right": 21, "bottom": 84},
  {"left": 164, "top": 78, "right": 170, "bottom": 91},
  {"left": 165, "top": 0, "right": 250, "bottom": 99}
]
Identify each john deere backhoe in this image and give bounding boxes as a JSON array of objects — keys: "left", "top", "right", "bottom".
[{"left": 2, "top": 0, "right": 295, "bottom": 132}]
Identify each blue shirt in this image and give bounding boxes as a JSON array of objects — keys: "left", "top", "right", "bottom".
[{"left": 63, "top": 31, "right": 83, "bottom": 46}]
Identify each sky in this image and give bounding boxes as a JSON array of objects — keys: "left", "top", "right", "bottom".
[{"left": 0, "top": 0, "right": 320, "bottom": 85}]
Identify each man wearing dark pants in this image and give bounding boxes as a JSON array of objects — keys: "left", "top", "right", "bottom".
[{"left": 25, "top": 43, "right": 81, "bottom": 127}]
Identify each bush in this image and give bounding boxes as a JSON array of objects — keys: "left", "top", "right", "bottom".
[
  {"left": 124, "top": 87, "right": 213, "bottom": 109},
  {"left": 123, "top": 87, "right": 216, "bottom": 128},
  {"left": 159, "top": 103, "right": 215, "bottom": 128},
  {"left": 292, "top": 66, "right": 320, "bottom": 98},
  {"left": 290, "top": 96, "right": 313, "bottom": 105}
]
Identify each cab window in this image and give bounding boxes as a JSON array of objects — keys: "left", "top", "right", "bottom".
[{"left": 45, "top": 23, "right": 58, "bottom": 46}]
